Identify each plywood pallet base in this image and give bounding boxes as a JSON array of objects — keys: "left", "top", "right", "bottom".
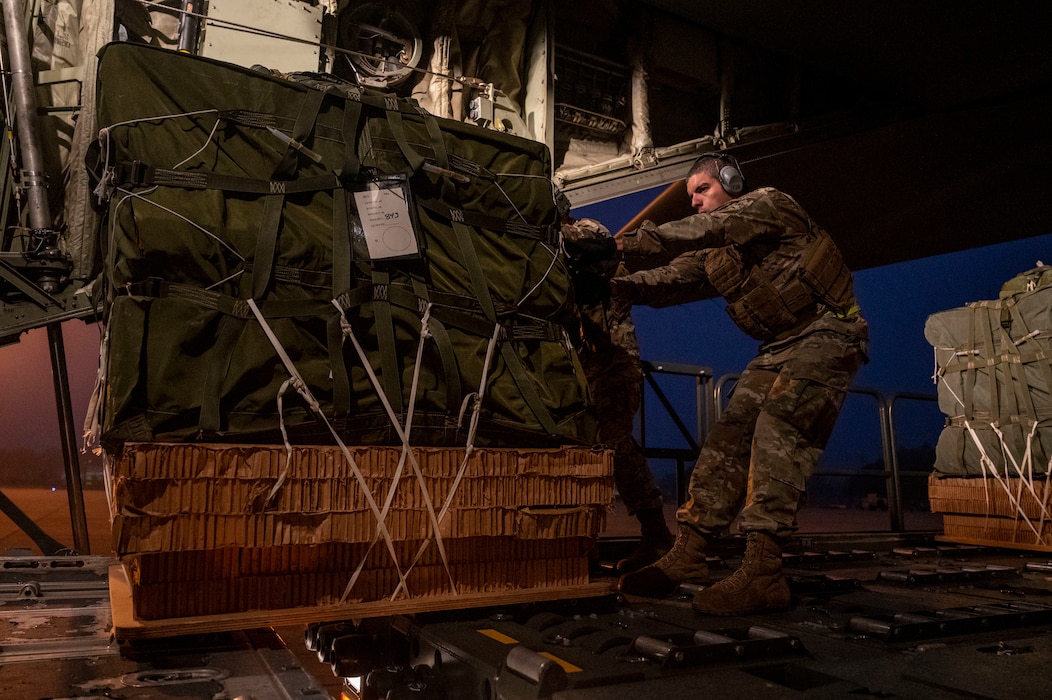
[
  {"left": 929, "top": 475, "right": 1052, "bottom": 552},
  {"left": 934, "top": 532, "right": 1052, "bottom": 553},
  {"left": 936, "top": 513, "right": 1052, "bottom": 553},
  {"left": 109, "top": 565, "right": 615, "bottom": 641}
]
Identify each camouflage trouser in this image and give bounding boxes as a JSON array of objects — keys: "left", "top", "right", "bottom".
[
  {"left": 678, "top": 325, "right": 867, "bottom": 540},
  {"left": 581, "top": 352, "right": 664, "bottom": 514}
]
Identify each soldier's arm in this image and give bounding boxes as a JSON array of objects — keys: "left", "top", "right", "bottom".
[
  {"left": 619, "top": 188, "right": 795, "bottom": 258},
  {"left": 612, "top": 250, "right": 717, "bottom": 308}
]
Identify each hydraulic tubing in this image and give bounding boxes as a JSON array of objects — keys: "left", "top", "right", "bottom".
[
  {"left": 1, "top": 0, "right": 90, "bottom": 553},
  {"left": 1, "top": 0, "right": 50, "bottom": 233}
]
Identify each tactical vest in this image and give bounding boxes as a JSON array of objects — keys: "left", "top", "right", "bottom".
[{"left": 704, "top": 227, "right": 854, "bottom": 341}]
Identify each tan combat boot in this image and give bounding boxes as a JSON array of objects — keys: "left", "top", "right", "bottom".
[
  {"left": 691, "top": 531, "right": 791, "bottom": 616},
  {"left": 617, "top": 524, "right": 709, "bottom": 596},
  {"left": 616, "top": 507, "right": 675, "bottom": 574}
]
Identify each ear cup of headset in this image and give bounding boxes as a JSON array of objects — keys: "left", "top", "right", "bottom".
[{"left": 718, "top": 164, "right": 744, "bottom": 195}]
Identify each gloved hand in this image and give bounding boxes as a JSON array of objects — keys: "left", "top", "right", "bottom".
[
  {"left": 570, "top": 267, "right": 612, "bottom": 305},
  {"left": 563, "top": 236, "right": 617, "bottom": 265},
  {"left": 608, "top": 277, "right": 638, "bottom": 304}
]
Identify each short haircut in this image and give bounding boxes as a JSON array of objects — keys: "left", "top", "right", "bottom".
[{"left": 688, "top": 153, "right": 727, "bottom": 179}]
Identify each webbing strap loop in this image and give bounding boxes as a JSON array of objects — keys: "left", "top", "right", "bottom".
[
  {"left": 383, "top": 96, "right": 426, "bottom": 174},
  {"left": 197, "top": 315, "right": 245, "bottom": 436},
  {"left": 448, "top": 213, "right": 559, "bottom": 434},
  {"left": 113, "top": 161, "right": 340, "bottom": 194},
  {"left": 339, "top": 91, "right": 364, "bottom": 179},
  {"left": 251, "top": 194, "right": 286, "bottom": 299},
  {"left": 371, "top": 268, "right": 404, "bottom": 415},
  {"left": 418, "top": 196, "right": 548, "bottom": 241},
  {"left": 412, "top": 277, "right": 462, "bottom": 417},
  {"left": 273, "top": 86, "right": 326, "bottom": 179}
]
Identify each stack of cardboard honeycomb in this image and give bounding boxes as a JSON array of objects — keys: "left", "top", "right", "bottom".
[{"left": 111, "top": 443, "right": 613, "bottom": 619}]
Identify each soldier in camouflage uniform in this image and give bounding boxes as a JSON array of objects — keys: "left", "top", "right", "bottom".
[
  {"left": 562, "top": 217, "right": 674, "bottom": 573},
  {"left": 612, "top": 153, "right": 869, "bottom": 615}
]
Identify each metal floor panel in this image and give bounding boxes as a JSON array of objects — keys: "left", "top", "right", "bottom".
[
  {"left": 0, "top": 555, "right": 333, "bottom": 700},
  {"left": 325, "top": 537, "right": 1052, "bottom": 699},
  {"left": 3, "top": 539, "right": 1052, "bottom": 699}
]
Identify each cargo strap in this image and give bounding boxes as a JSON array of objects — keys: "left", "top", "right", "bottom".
[
  {"left": 417, "top": 196, "right": 551, "bottom": 243},
  {"left": 371, "top": 268, "right": 404, "bottom": 415},
  {"left": 338, "top": 89, "right": 364, "bottom": 178},
  {"left": 119, "top": 279, "right": 335, "bottom": 319},
  {"left": 216, "top": 107, "right": 340, "bottom": 149},
  {"left": 940, "top": 298, "right": 1052, "bottom": 426},
  {"left": 199, "top": 315, "right": 243, "bottom": 436},
  {"left": 111, "top": 161, "right": 341, "bottom": 195},
  {"left": 420, "top": 104, "right": 450, "bottom": 170},
  {"left": 411, "top": 277, "right": 463, "bottom": 423},
  {"left": 442, "top": 203, "right": 561, "bottom": 435},
  {"left": 334, "top": 282, "right": 563, "bottom": 341},
  {"left": 329, "top": 87, "right": 361, "bottom": 421},
  {"left": 254, "top": 87, "right": 327, "bottom": 301},
  {"left": 327, "top": 310, "right": 353, "bottom": 422},
  {"left": 1004, "top": 301, "right": 1052, "bottom": 424},
  {"left": 383, "top": 95, "right": 426, "bottom": 175},
  {"left": 274, "top": 86, "right": 326, "bottom": 179}
]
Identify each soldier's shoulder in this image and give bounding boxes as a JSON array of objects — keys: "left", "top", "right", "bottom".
[{"left": 565, "top": 218, "right": 611, "bottom": 239}]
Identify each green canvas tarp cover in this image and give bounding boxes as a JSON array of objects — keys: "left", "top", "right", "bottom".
[
  {"left": 924, "top": 265, "right": 1052, "bottom": 477},
  {"left": 91, "top": 42, "right": 595, "bottom": 449}
]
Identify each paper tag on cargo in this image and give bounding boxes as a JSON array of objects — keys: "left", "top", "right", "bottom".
[{"left": 353, "top": 181, "right": 420, "bottom": 260}]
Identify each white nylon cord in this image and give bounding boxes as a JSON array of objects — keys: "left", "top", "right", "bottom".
[
  {"left": 964, "top": 420, "right": 1047, "bottom": 540},
  {"left": 517, "top": 241, "right": 559, "bottom": 307},
  {"left": 245, "top": 298, "right": 411, "bottom": 595},
  {"left": 330, "top": 300, "right": 458, "bottom": 601},
  {"left": 932, "top": 346, "right": 974, "bottom": 409},
  {"left": 390, "top": 320, "right": 503, "bottom": 599},
  {"left": 996, "top": 421, "right": 1051, "bottom": 523},
  {"left": 112, "top": 187, "right": 246, "bottom": 261}
]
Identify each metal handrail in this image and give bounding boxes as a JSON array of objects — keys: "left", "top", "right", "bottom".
[
  {"left": 680, "top": 372, "right": 940, "bottom": 533},
  {"left": 885, "top": 391, "right": 940, "bottom": 530},
  {"left": 638, "top": 361, "right": 712, "bottom": 503}
]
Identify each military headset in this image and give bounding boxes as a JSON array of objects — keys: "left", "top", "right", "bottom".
[{"left": 692, "top": 152, "right": 746, "bottom": 195}]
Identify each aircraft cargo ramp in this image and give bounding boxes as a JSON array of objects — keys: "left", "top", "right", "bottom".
[{"left": 4, "top": 535, "right": 1052, "bottom": 699}]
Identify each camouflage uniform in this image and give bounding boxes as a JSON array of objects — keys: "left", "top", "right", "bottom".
[
  {"left": 563, "top": 219, "right": 664, "bottom": 515},
  {"left": 615, "top": 187, "right": 869, "bottom": 540}
]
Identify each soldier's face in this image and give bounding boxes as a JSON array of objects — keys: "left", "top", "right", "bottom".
[{"left": 686, "top": 172, "right": 734, "bottom": 214}]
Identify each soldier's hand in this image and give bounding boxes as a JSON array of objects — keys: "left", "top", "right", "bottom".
[
  {"left": 563, "top": 236, "right": 617, "bottom": 265},
  {"left": 571, "top": 268, "right": 612, "bottom": 305},
  {"left": 608, "top": 278, "right": 638, "bottom": 304}
]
